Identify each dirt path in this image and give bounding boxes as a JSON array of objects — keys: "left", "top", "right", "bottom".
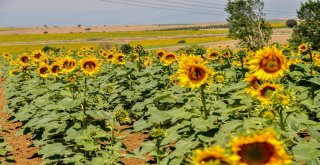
[{"left": 0, "top": 79, "right": 41, "bottom": 165}]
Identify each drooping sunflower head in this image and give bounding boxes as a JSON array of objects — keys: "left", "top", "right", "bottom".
[
  {"left": 50, "top": 63, "right": 61, "bottom": 76},
  {"left": 231, "top": 129, "right": 292, "bottom": 165},
  {"left": 60, "top": 57, "right": 77, "bottom": 73},
  {"left": 38, "top": 64, "right": 50, "bottom": 78},
  {"left": 161, "top": 52, "right": 178, "bottom": 66},
  {"left": 79, "top": 57, "right": 101, "bottom": 76},
  {"left": 249, "top": 46, "right": 288, "bottom": 81},
  {"left": 192, "top": 146, "right": 237, "bottom": 165},
  {"left": 177, "top": 55, "right": 213, "bottom": 89}
]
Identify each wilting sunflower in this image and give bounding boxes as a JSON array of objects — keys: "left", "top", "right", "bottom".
[
  {"left": 206, "top": 50, "right": 220, "bottom": 61},
  {"left": 249, "top": 46, "right": 288, "bottom": 81},
  {"left": 114, "top": 53, "right": 125, "bottom": 64},
  {"left": 192, "top": 146, "right": 238, "bottom": 165},
  {"left": 177, "top": 55, "right": 213, "bottom": 89},
  {"left": 50, "top": 63, "right": 61, "bottom": 76},
  {"left": 231, "top": 129, "right": 292, "bottom": 165},
  {"left": 254, "top": 83, "right": 282, "bottom": 105},
  {"left": 18, "top": 54, "right": 29, "bottom": 66},
  {"left": 161, "top": 52, "right": 178, "bottom": 66},
  {"left": 38, "top": 65, "right": 50, "bottom": 78},
  {"left": 79, "top": 57, "right": 101, "bottom": 76},
  {"left": 60, "top": 57, "right": 77, "bottom": 73}
]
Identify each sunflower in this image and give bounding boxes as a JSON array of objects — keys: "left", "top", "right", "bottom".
[
  {"left": 79, "top": 57, "right": 100, "bottom": 76},
  {"left": 18, "top": 54, "right": 29, "bottom": 65},
  {"left": 177, "top": 55, "right": 213, "bottom": 89},
  {"left": 213, "top": 73, "right": 226, "bottom": 83},
  {"left": 249, "top": 46, "right": 288, "bottom": 81},
  {"left": 254, "top": 83, "right": 282, "bottom": 105},
  {"left": 81, "top": 46, "right": 87, "bottom": 51},
  {"left": 77, "top": 51, "right": 84, "bottom": 57},
  {"left": 206, "top": 50, "right": 220, "bottom": 61},
  {"left": 161, "top": 52, "right": 178, "bottom": 66},
  {"left": 31, "top": 50, "right": 45, "bottom": 62},
  {"left": 231, "top": 129, "right": 292, "bottom": 165},
  {"left": 222, "top": 50, "right": 232, "bottom": 59},
  {"left": 114, "top": 53, "right": 125, "bottom": 65},
  {"left": 156, "top": 50, "right": 165, "bottom": 58},
  {"left": 193, "top": 146, "right": 237, "bottom": 165},
  {"left": 107, "top": 53, "right": 115, "bottom": 62},
  {"left": 2, "top": 52, "right": 12, "bottom": 60},
  {"left": 50, "top": 63, "right": 61, "bottom": 76},
  {"left": 38, "top": 65, "right": 50, "bottom": 78},
  {"left": 298, "top": 43, "right": 309, "bottom": 53},
  {"left": 60, "top": 57, "right": 77, "bottom": 73}
]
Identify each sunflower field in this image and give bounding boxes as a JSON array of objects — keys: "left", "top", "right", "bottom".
[{"left": 0, "top": 43, "right": 320, "bottom": 165}]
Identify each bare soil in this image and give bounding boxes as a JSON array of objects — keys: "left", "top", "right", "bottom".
[{"left": 0, "top": 79, "right": 41, "bottom": 165}]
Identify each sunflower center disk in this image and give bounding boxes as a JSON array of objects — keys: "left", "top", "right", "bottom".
[
  {"left": 21, "top": 56, "right": 28, "bottom": 63},
  {"left": 83, "top": 61, "right": 96, "bottom": 72},
  {"left": 64, "top": 61, "right": 75, "bottom": 69},
  {"left": 40, "top": 67, "right": 48, "bottom": 74},
  {"left": 188, "top": 66, "right": 206, "bottom": 82},
  {"left": 260, "top": 55, "right": 281, "bottom": 73},
  {"left": 201, "top": 155, "right": 228, "bottom": 165},
  {"left": 52, "top": 65, "right": 60, "bottom": 73},
  {"left": 238, "top": 142, "right": 275, "bottom": 165},
  {"left": 260, "top": 86, "right": 276, "bottom": 97},
  {"left": 165, "top": 55, "right": 175, "bottom": 62}
]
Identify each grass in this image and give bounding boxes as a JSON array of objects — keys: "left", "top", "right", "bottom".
[{"left": 0, "top": 29, "right": 228, "bottom": 43}]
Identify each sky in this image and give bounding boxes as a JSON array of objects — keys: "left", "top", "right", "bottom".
[{"left": 0, "top": 0, "right": 308, "bottom": 27}]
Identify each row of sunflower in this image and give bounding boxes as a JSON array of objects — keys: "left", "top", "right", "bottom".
[{"left": 0, "top": 43, "right": 320, "bottom": 164}]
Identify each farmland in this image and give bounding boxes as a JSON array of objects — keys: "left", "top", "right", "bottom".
[{"left": 1, "top": 16, "right": 320, "bottom": 165}]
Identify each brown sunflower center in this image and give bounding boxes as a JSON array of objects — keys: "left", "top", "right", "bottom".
[
  {"left": 250, "top": 77, "right": 259, "bottom": 89},
  {"left": 260, "top": 86, "right": 276, "bottom": 97},
  {"left": 238, "top": 142, "right": 275, "bottom": 165},
  {"left": 34, "top": 53, "right": 41, "bottom": 59},
  {"left": 165, "top": 54, "right": 176, "bottom": 61},
  {"left": 300, "top": 46, "right": 306, "bottom": 50},
  {"left": 108, "top": 54, "right": 114, "bottom": 59},
  {"left": 63, "top": 61, "right": 76, "bottom": 69},
  {"left": 260, "top": 55, "right": 282, "bottom": 73},
  {"left": 83, "top": 61, "right": 96, "bottom": 72},
  {"left": 118, "top": 56, "right": 124, "bottom": 62},
  {"left": 21, "top": 56, "right": 28, "bottom": 63},
  {"left": 210, "top": 52, "right": 219, "bottom": 58},
  {"left": 158, "top": 52, "right": 164, "bottom": 57},
  {"left": 188, "top": 66, "right": 206, "bottom": 81},
  {"left": 40, "top": 67, "right": 48, "bottom": 75},
  {"left": 51, "top": 65, "right": 60, "bottom": 73}
]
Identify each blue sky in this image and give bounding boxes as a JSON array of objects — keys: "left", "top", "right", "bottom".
[{"left": 0, "top": 0, "right": 307, "bottom": 27}]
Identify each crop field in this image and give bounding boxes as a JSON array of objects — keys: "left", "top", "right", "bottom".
[{"left": 0, "top": 40, "right": 320, "bottom": 165}]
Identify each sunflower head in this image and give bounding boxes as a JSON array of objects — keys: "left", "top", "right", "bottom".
[
  {"left": 38, "top": 65, "right": 50, "bottom": 78},
  {"left": 114, "top": 53, "right": 125, "bottom": 64},
  {"left": 231, "top": 129, "right": 292, "bottom": 165},
  {"left": 19, "top": 54, "right": 29, "bottom": 65},
  {"left": 161, "top": 52, "right": 178, "bottom": 66},
  {"left": 50, "top": 63, "right": 61, "bottom": 76},
  {"left": 193, "top": 146, "right": 237, "bottom": 165},
  {"left": 79, "top": 57, "right": 101, "bottom": 76},
  {"left": 60, "top": 57, "right": 77, "bottom": 73},
  {"left": 213, "top": 73, "right": 226, "bottom": 84},
  {"left": 206, "top": 50, "right": 220, "bottom": 61},
  {"left": 255, "top": 83, "right": 282, "bottom": 105},
  {"left": 157, "top": 50, "right": 165, "bottom": 58},
  {"left": 2, "top": 52, "right": 12, "bottom": 60},
  {"left": 249, "top": 46, "right": 288, "bottom": 81},
  {"left": 177, "top": 55, "right": 213, "bottom": 89},
  {"left": 298, "top": 43, "right": 309, "bottom": 53}
]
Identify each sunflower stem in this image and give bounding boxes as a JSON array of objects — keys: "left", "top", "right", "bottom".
[
  {"left": 200, "top": 84, "right": 208, "bottom": 119},
  {"left": 156, "top": 139, "right": 161, "bottom": 165},
  {"left": 82, "top": 77, "right": 88, "bottom": 129},
  {"left": 110, "top": 117, "right": 115, "bottom": 158},
  {"left": 138, "top": 51, "right": 142, "bottom": 72},
  {"left": 279, "top": 109, "right": 285, "bottom": 131}
]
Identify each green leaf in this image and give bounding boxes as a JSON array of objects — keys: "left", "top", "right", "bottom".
[
  {"left": 293, "top": 143, "right": 320, "bottom": 160},
  {"left": 57, "top": 97, "right": 82, "bottom": 109}
]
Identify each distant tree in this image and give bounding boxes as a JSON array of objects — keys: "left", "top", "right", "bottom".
[
  {"left": 43, "top": 31, "right": 48, "bottom": 34},
  {"left": 44, "top": 25, "right": 48, "bottom": 28},
  {"left": 77, "top": 24, "right": 82, "bottom": 28},
  {"left": 225, "top": 0, "right": 272, "bottom": 50},
  {"left": 289, "top": 0, "right": 320, "bottom": 50},
  {"left": 120, "top": 44, "right": 133, "bottom": 54},
  {"left": 286, "top": 19, "right": 298, "bottom": 28}
]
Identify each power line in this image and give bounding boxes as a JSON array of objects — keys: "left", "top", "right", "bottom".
[
  {"left": 182, "top": 0, "right": 296, "bottom": 15},
  {"left": 99, "top": 0, "right": 229, "bottom": 16}
]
